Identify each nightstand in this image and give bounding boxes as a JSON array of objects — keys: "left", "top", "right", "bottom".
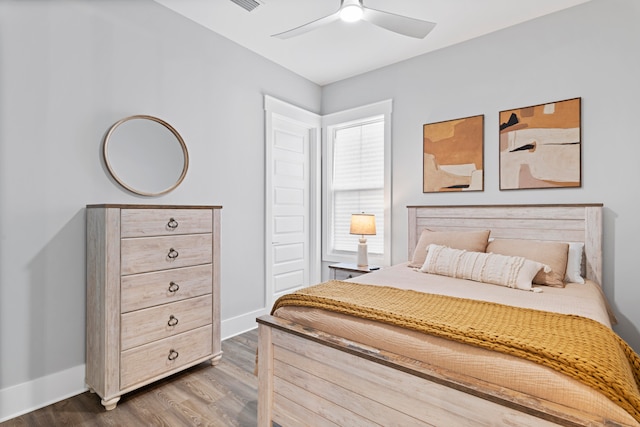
[{"left": 329, "top": 263, "right": 380, "bottom": 280}]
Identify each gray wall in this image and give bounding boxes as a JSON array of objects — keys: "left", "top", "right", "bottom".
[
  {"left": 2, "top": 0, "right": 640, "bottom": 419},
  {"left": 0, "top": 0, "right": 320, "bottom": 392},
  {"left": 322, "top": 0, "right": 640, "bottom": 352}
]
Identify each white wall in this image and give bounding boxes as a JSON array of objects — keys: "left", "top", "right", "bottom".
[
  {"left": 322, "top": 0, "right": 640, "bottom": 352},
  {"left": 0, "top": 0, "right": 320, "bottom": 420}
]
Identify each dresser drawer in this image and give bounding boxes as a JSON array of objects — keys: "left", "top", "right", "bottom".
[
  {"left": 121, "top": 234, "right": 212, "bottom": 275},
  {"left": 121, "top": 294, "right": 212, "bottom": 350},
  {"left": 120, "top": 325, "right": 213, "bottom": 389},
  {"left": 121, "top": 209, "right": 213, "bottom": 238},
  {"left": 121, "top": 264, "right": 213, "bottom": 313}
]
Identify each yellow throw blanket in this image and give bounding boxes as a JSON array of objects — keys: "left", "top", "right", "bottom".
[{"left": 272, "top": 281, "right": 640, "bottom": 422}]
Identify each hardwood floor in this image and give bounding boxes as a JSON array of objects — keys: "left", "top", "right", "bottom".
[{"left": 1, "top": 329, "right": 259, "bottom": 427}]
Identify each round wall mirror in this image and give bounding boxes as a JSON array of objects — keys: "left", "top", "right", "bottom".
[{"left": 103, "top": 115, "right": 189, "bottom": 196}]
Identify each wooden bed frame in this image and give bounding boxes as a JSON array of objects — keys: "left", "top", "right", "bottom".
[{"left": 256, "top": 204, "right": 634, "bottom": 427}]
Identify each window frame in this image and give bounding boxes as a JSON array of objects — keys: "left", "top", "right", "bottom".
[{"left": 322, "top": 99, "right": 392, "bottom": 266}]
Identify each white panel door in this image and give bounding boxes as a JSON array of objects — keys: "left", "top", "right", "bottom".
[
  {"left": 265, "top": 96, "right": 320, "bottom": 307},
  {"left": 272, "top": 119, "right": 308, "bottom": 297}
]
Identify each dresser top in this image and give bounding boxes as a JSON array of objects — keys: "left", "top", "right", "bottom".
[{"left": 86, "top": 204, "right": 222, "bottom": 209}]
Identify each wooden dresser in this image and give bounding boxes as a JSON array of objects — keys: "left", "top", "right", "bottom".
[{"left": 85, "top": 204, "right": 222, "bottom": 410}]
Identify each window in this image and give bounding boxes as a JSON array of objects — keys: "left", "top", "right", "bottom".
[
  {"left": 323, "top": 100, "right": 392, "bottom": 265},
  {"left": 332, "top": 118, "right": 384, "bottom": 254}
]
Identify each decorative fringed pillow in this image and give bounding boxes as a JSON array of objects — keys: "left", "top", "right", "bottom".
[
  {"left": 420, "top": 244, "right": 550, "bottom": 291},
  {"left": 486, "top": 239, "right": 569, "bottom": 287}
]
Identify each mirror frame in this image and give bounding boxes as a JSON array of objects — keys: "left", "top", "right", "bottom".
[{"left": 102, "top": 115, "right": 189, "bottom": 197}]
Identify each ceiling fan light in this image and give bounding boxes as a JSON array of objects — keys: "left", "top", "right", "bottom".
[{"left": 340, "top": 4, "right": 363, "bottom": 22}]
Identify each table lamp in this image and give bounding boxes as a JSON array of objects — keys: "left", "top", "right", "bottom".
[{"left": 350, "top": 213, "right": 376, "bottom": 267}]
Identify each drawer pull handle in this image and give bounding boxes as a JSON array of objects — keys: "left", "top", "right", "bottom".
[
  {"left": 167, "top": 315, "right": 179, "bottom": 327},
  {"left": 167, "top": 218, "right": 179, "bottom": 229},
  {"left": 167, "top": 248, "right": 179, "bottom": 259},
  {"left": 168, "top": 349, "right": 179, "bottom": 361},
  {"left": 168, "top": 282, "right": 180, "bottom": 293}
]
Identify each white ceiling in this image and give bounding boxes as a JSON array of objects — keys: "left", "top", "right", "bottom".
[{"left": 153, "top": 0, "right": 591, "bottom": 86}]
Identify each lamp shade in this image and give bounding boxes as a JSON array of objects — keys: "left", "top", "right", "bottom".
[{"left": 350, "top": 213, "right": 376, "bottom": 236}]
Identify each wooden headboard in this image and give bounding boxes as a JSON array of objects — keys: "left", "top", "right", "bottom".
[{"left": 407, "top": 204, "right": 603, "bottom": 285}]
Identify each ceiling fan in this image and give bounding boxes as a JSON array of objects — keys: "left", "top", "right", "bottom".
[{"left": 271, "top": 0, "right": 436, "bottom": 39}]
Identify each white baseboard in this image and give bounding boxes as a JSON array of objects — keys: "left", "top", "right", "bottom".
[
  {"left": 221, "top": 307, "right": 269, "bottom": 339},
  {"left": 0, "top": 307, "right": 270, "bottom": 422},
  {"left": 0, "top": 364, "right": 87, "bottom": 423}
]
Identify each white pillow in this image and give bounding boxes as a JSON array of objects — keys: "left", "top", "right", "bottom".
[
  {"left": 420, "top": 244, "right": 549, "bottom": 291},
  {"left": 565, "top": 242, "right": 585, "bottom": 284}
]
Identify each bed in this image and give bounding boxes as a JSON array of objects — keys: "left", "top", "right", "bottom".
[{"left": 256, "top": 204, "right": 640, "bottom": 426}]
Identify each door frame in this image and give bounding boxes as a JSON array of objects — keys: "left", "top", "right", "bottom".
[{"left": 264, "top": 95, "right": 321, "bottom": 308}]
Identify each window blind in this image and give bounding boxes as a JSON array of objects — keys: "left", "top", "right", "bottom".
[{"left": 331, "top": 118, "right": 384, "bottom": 254}]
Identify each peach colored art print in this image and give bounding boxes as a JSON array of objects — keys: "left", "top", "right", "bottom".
[
  {"left": 499, "top": 97, "right": 581, "bottom": 190},
  {"left": 422, "top": 115, "right": 484, "bottom": 193}
]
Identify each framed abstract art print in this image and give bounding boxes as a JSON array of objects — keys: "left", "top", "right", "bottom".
[
  {"left": 499, "top": 97, "right": 581, "bottom": 190},
  {"left": 423, "top": 114, "right": 484, "bottom": 193}
]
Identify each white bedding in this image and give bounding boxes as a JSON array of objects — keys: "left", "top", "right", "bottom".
[{"left": 351, "top": 262, "right": 615, "bottom": 327}]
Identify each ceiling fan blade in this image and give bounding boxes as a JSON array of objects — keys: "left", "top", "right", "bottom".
[
  {"left": 362, "top": 7, "right": 436, "bottom": 39},
  {"left": 271, "top": 11, "right": 341, "bottom": 39}
]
